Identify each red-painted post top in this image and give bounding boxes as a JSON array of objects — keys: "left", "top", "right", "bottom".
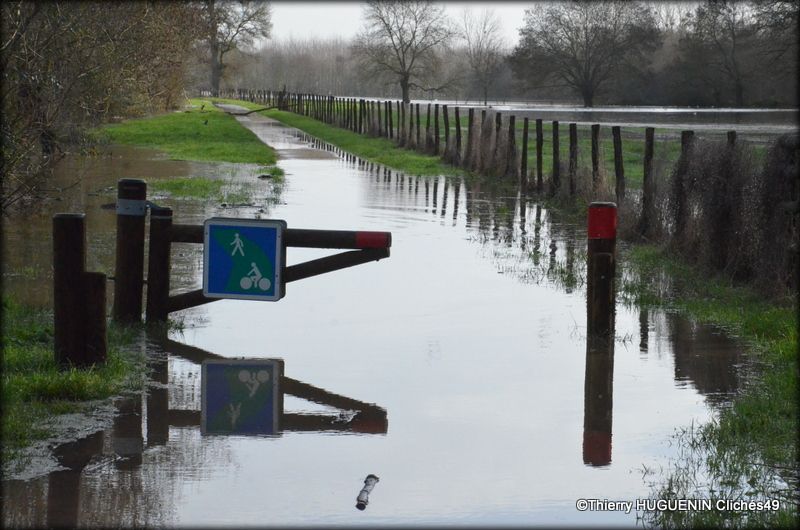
[
  {"left": 588, "top": 202, "right": 617, "bottom": 240},
  {"left": 355, "top": 231, "right": 392, "bottom": 249}
]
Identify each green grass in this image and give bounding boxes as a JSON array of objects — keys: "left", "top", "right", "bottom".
[
  {"left": 620, "top": 245, "right": 798, "bottom": 527},
  {"left": 96, "top": 98, "right": 276, "bottom": 165},
  {"left": 211, "top": 97, "right": 469, "bottom": 178},
  {"left": 1, "top": 297, "right": 147, "bottom": 466}
]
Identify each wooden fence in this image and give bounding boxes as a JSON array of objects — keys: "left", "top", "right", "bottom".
[{"left": 211, "top": 88, "right": 756, "bottom": 239}]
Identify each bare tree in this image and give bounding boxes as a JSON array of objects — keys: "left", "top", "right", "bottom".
[
  {"left": 682, "top": 1, "right": 757, "bottom": 107},
  {"left": 352, "top": 1, "right": 455, "bottom": 103},
  {"left": 461, "top": 8, "right": 505, "bottom": 105},
  {"left": 510, "top": 1, "right": 660, "bottom": 107},
  {"left": 1, "top": 2, "right": 202, "bottom": 211},
  {"left": 202, "top": 0, "right": 272, "bottom": 94}
]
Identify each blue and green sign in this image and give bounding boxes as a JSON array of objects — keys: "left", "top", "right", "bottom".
[
  {"left": 203, "top": 218, "right": 286, "bottom": 301},
  {"left": 201, "top": 358, "right": 282, "bottom": 436}
]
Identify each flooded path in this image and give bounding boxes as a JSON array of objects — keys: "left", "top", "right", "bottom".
[{"left": 2, "top": 110, "right": 747, "bottom": 527}]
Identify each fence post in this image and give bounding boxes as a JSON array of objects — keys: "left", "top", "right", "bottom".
[
  {"left": 586, "top": 202, "right": 617, "bottom": 337},
  {"left": 536, "top": 118, "right": 544, "bottom": 192},
  {"left": 146, "top": 206, "right": 173, "bottom": 324},
  {"left": 591, "top": 124, "right": 601, "bottom": 195},
  {"left": 637, "top": 127, "right": 655, "bottom": 238},
  {"left": 551, "top": 121, "right": 560, "bottom": 196},
  {"left": 612, "top": 126, "right": 625, "bottom": 202},
  {"left": 415, "top": 103, "right": 421, "bottom": 150},
  {"left": 425, "top": 103, "right": 432, "bottom": 152},
  {"left": 569, "top": 123, "right": 578, "bottom": 196},
  {"left": 465, "top": 108, "right": 475, "bottom": 168},
  {"left": 53, "top": 214, "right": 87, "bottom": 368},
  {"left": 454, "top": 106, "right": 462, "bottom": 166},
  {"left": 442, "top": 105, "right": 450, "bottom": 160},
  {"left": 673, "top": 130, "right": 695, "bottom": 241},
  {"left": 84, "top": 271, "right": 107, "bottom": 366},
  {"left": 113, "top": 179, "right": 147, "bottom": 323},
  {"left": 505, "top": 114, "right": 516, "bottom": 178},
  {"left": 434, "top": 104, "right": 440, "bottom": 155},
  {"left": 521, "top": 118, "right": 529, "bottom": 189}
]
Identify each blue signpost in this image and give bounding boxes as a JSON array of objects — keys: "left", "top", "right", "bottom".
[
  {"left": 203, "top": 218, "right": 286, "bottom": 301},
  {"left": 201, "top": 358, "right": 282, "bottom": 436}
]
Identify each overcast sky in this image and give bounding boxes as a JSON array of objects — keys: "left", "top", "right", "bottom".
[{"left": 269, "top": 1, "right": 528, "bottom": 47}]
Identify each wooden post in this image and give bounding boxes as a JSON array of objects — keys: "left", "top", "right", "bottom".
[
  {"left": 425, "top": 103, "right": 432, "bottom": 152},
  {"left": 113, "top": 179, "right": 147, "bottom": 323},
  {"left": 591, "top": 124, "right": 601, "bottom": 195},
  {"left": 536, "top": 118, "right": 544, "bottom": 192},
  {"left": 521, "top": 117, "right": 529, "bottom": 189},
  {"left": 442, "top": 105, "right": 450, "bottom": 161},
  {"left": 400, "top": 102, "right": 406, "bottom": 146},
  {"left": 638, "top": 127, "right": 655, "bottom": 238},
  {"left": 673, "top": 130, "right": 694, "bottom": 240},
  {"left": 551, "top": 121, "right": 560, "bottom": 196},
  {"left": 493, "top": 112, "right": 502, "bottom": 172},
  {"left": 146, "top": 206, "right": 173, "bottom": 323},
  {"left": 415, "top": 103, "right": 421, "bottom": 149},
  {"left": 465, "top": 108, "right": 475, "bottom": 168},
  {"left": 505, "top": 115, "right": 516, "bottom": 178},
  {"left": 569, "top": 123, "right": 578, "bottom": 196},
  {"left": 612, "top": 126, "right": 625, "bottom": 202},
  {"left": 53, "top": 213, "right": 86, "bottom": 368},
  {"left": 434, "top": 104, "right": 440, "bottom": 155},
  {"left": 586, "top": 202, "right": 617, "bottom": 337},
  {"left": 388, "top": 101, "right": 394, "bottom": 139},
  {"left": 454, "top": 106, "right": 462, "bottom": 166},
  {"left": 727, "top": 130, "right": 736, "bottom": 146},
  {"left": 83, "top": 271, "right": 107, "bottom": 366}
]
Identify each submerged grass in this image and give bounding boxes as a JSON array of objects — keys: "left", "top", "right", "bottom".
[
  {"left": 1, "top": 297, "right": 147, "bottom": 465},
  {"left": 620, "top": 245, "right": 798, "bottom": 527},
  {"left": 96, "top": 98, "right": 276, "bottom": 165}
]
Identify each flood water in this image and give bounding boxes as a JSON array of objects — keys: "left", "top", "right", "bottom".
[{"left": 2, "top": 110, "right": 749, "bottom": 527}]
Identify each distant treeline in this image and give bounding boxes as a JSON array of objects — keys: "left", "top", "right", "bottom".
[{"left": 213, "top": 1, "right": 797, "bottom": 109}]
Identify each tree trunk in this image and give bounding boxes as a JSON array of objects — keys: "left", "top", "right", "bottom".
[
  {"left": 582, "top": 87, "right": 594, "bottom": 108},
  {"left": 211, "top": 49, "right": 222, "bottom": 95},
  {"left": 400, "top": 76, "right": 410, "bottom": 104}
]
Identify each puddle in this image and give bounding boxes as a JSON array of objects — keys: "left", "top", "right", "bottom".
[{"left": 2, "top": 110, "right": 754, "bottom": 526}]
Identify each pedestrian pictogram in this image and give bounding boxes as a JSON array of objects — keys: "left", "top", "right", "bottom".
[{"left": 203, "top": 218, "right": 286, "bottom": 301}]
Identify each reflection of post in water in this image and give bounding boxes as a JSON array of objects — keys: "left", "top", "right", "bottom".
[
  {"left": 147, "top": 354, "right": 169, "bottom": 446},
  {"left": 440, "top": 181, "right": 449, "bottom": 218},
  {"left": 464, "top": 184, "right": 474, "bottom": 227},
  {"left": 452, "top": 180, "right": 461, "bottom": 222},
  {"left": 424, "top": 179, "right": 430, "bottom": 212},
  {"left": 112, "top": 395, "right": 144, "bottom": 470},
  {"left": 414, "top": 176, "right": 419, "bottom": 195},
  {"left": 583, "top": 332, "right": 615, "bottom": 467},
  {"left": 46, "top": 430, "right": 104, "bottom": 528},
  {"left": 532, "top": 204, "right": 542, "bottom": 264},
  {"left": 432, "top": 178, "right": 439, "bottom": 212},
  {"left": 565, "top": 235, "right": 575, "bottom": 294},
  {"left": 639, "top": 308, "right": 649, "bottom": 353}
]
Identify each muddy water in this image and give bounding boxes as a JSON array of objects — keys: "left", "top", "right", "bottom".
[{"left": 2, "top": 112, "right": 747, "bottom": 527}]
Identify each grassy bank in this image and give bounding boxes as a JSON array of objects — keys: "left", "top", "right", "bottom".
[
  {"left": 620, "top": 245, "right": 798, "bottom": 527},
  {"left": 97, "top": 98, "right": 277, "bottom": 165},
  {"left": 1, "top": 297, "right": 147, "bottom": 466},
  {"left": 211, "top": 97, "right": 470, "bottom": 178}
]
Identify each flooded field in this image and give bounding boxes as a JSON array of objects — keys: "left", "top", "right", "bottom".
[
  {"left": 2, "top": 112, "right": 751, "bottom": 526},
  {"left": 406, "top": 100, "right": 798, "bottom": 132}
]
